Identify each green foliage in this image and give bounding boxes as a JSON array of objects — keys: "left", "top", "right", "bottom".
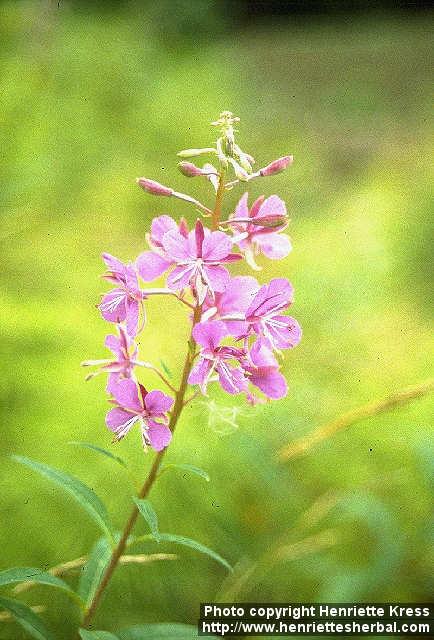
[
  {"left": 134, "top": 499, "right": 160, "bottom": 542},
  {"left": 69, "top": 442, "right": 128, "bottom": 469},
  {"left": 12, "top": 456, "right": 114, "bottom": 540},
  {"left": 117, "top": 623, "right": 214, "bottom": 639},
  {"left": 0, "top": 596, "right": 54, "bottom": 640},
  {"left": 79, "top": 630, "right": 119, "bottom": 640},
  {"left": 159, "top": 463, "right": 210, "bottom": 482},
  {"left": 78, "top": 538, "right": 112, "bottom": 608},
  {"left": 156, "top": 534, "right": 232, "bottom": 572},
  {"left": 1, "top": 4, "right": 432, "bottom": 637}
]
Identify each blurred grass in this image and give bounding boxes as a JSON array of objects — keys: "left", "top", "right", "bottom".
[{"left": 0, "top": 2, "right": 433, "bottom": 638}]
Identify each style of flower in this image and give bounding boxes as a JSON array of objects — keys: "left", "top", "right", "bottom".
[
  {"left": 244, "top": 278, "right": 302, "bottom": 351},
  {"left": 243, "top": 339, "right": 287, "bottom": 400},
  {"left": 106, "top": 379, "right": 173, "bottom": 451},
  {"left": 99, "top": 254, "right": 145, "bottom": 336},
  {"left": 230, "top": 193, "right": 291, "bottom": 269},
  {"left": 188, "top": 321, "right": 248, "bottom": 395},
  {"left": 82, "top": 324, "right": 138, "bottom": 394},
  {"left": 161, "top": 220, "right": 241, "bottom": 304}
]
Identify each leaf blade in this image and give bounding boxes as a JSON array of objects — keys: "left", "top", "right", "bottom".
[
  {"left": 118, "top": 623, "right": 215, "bottom": 639},
  {"left": 79, "top": 630, "right": 119, "bottom": 640},
  {"left": 134, "top": 499, "right": 160, "bottom": 542},
  {"left": 0, "top": 595, "right": 55, "bottom": 640},
  {"left": 12, "top": 455, "right": 113, "bottom": 539},
  {"left": 160, "top": 463, "right": 210, "bottom": 482},
  {"left": 69, "top": 442, "right": 127, "bottom": 469},
  {"left": 158, "top": 534, "right": 232, "bottom": 572},
  {"left": 78, "top": 537, "right": 112, "bottom": 608}
]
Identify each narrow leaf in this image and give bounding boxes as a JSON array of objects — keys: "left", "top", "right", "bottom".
[
  {"left": 161, "top": 463, "right": 210, "bottom": 482},
  {"left": 134, "top": 499, "right": 160, "bottom": 542},
  {"left": 0, "top": 567, "right": 80, "bottom": 604},
  {"left": 79, "top": 630, "right": 119, "bottom": 640},
  {"left": 78, "top": 537, "right": 112, "bottom": 608},
  {"left": 118, "top": 623, "right": 215, "bottom": 639},
  {"left": 0, "top": 596, "right": 55, "bottom": 640},
  {"left": 69, "top": 442, "right": 127, "bottom": 469},
  {"left": 12, "top": 455, "right": 113, "bottom": 539},
  {"left": 158, "top": 534, "right": 232, "bottom": 572},
  {"left": 159, "top": 359, "right": 173, "bottom": 379}
]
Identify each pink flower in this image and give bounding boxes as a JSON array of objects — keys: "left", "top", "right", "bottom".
[
  {"left": 188, "top": 321, "right": 248, "bottom": 395},
  {"left": 202, "top": 275, "right": 260, "bottom": 337},
  {"left": 82, "top": 324, "right": 138, "bottom": 394},
  {"left": 106, "top": 379, "right": 173, "bottom": 451},
  {"left": 136, "top": 215, "right": 186, "bottom": 282},
  {"left": 245, "top": 278, "right": 302, "bottom": 351},
  {"left": 230, "top": 193, "right": 291, "bottom": 269},
  {"left": 161, "top": 220, "right": 241, "bottom": 303},
  {"left": 99, "top": 254, "right": 145, "bottom": 337},
  {"left": 243, "top": 339, "right": 287, "bottom": 400}
]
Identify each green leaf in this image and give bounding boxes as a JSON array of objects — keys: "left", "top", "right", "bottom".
[
  {"left": 158, "top": 534, "right": 232, "bottom": 572},
  {"left": 0, "top": 595, "right": 55, "bottom": 640},
  {"left": 79, "top": 630, "right": 119, "bottom": 640},
  {"left": 159, "top": 359, "right": 173, "bottom": 379},
  {"left": 118, "top": 623, "right": 215, "bottom": 639},
  {"left": 12, "top": 455, "right": 113, "bottom": 539},
  {"left": 160, "top": 463, "right": 210, "bottom": 483},
  {"left": 69, "top": 442, "right": 127, "bottom": 469},
  {"left": 78, "top": 537, "right": 112, "bottom": 608},
  {"left": 0, "top": 567, "right": 79, "bottom": 602},
  {"left": 134, "top": 499, "right": 160, "bottom": 542}
]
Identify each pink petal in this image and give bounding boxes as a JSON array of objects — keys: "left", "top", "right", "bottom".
[
  {"left": 216, "top": 362, "right": 248, "bottom": 395},
  {"left": 144, "top": 389, "right": 174, "bottom": 415},
  {"left": 218, "top": 276, "right": 260, "bottom": 314},
  {"left": 250, "top": 339, "right": 279, "bottom": 368},
  {"left": 192, "top": 320, "right": 228, "bottom": 350},
  {"left": 162, "top": 230, "right": 192, "bottom": 261},
  {"left": 136, "top": 252, "right": 171, "bottom": 281},
  {"left": 102, "top": 253, "right": 126, "bottom": 275},
  {"left": 105, "top": 407, "right": 136, "bottom": 433},
  {"left": 267, "top": 315, "right": 302, "bottom": 349},
  {"left": 250, "top": 368, "right": 287, "bottom": 399},
  {"left": 151, "top": 215, "right": 178, "bottom": 245},
  {"left": 255, "top": 195, "right": 286, "bottom": 221},
  {"left": 255, "top": 233, "right": 292, "bottom": 259},
  {"left": 99, "top": 289, "right": 127, "bottom": 323},
  {"left": 105, "top": 334, "right": 120, "bottom": 355},
  {"left": 246, "top": 278, "right": 294, "bottom": 318},
  {"left": 167, "top": 264, "right": 195, "bottom": 291},
  {"left": 249, "top": 195, "right": 265, "bottom": 219},
  {"left": 125, "top": 298, "right": 139, "bottom": 337},
  {"left": 202, "top": 231, "right": 232, "bottom": 261},
  {"left": 147, "top": 421, "right": 172, "bottom": 451},
  {"left": 110, "top": 378, "right": 142, "bottom": 412},
  {"left": 233, "top": 192, "right": 249, "bottom": 220},
  {"left": 188, "top": 358, "right": 213, "bottom": 391},
  {"left": 204, "top": 265, "right": 230, "bottom": 293}
]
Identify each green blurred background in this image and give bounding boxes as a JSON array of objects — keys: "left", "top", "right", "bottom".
[{"left": 1, "top": 1, "right": 433, "bottom": 637}]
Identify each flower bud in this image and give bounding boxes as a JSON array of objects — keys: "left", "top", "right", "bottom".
[
  {"left": 178, "top": 161, "right": 205, "bottom": 177},
  {"left": 177, "top": 147, "right": 216, "bottom": 158},
  {"left": 259, "top": 155, "right": 293, "bottom": 177},
  {"left": 136, "top": 178, "right": 173, "bottom": 196}
]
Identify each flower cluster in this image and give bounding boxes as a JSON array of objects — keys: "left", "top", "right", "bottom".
[{"left": 84, "top": 112, "right": 301, "bottom": 452}]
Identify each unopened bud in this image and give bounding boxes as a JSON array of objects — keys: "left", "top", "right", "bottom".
[
  {"left": 137, "top": 178, "right": 173, "bottom": 196},
  {"left": 259, "top": 155, "right": 293, "bottom": 177},
  {"left": 178, "top": 161, "right": 205, "bottom": 177},
  {"left": 251, "top": 214, "right": 288, "bottom": 228},
  {"left": 177, "top": 147, "right": 216, "bottom": 158}
]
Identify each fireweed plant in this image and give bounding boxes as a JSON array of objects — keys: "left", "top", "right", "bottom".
[{"left": 6, "top": 112, "right": 301, "bottom": 638}]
